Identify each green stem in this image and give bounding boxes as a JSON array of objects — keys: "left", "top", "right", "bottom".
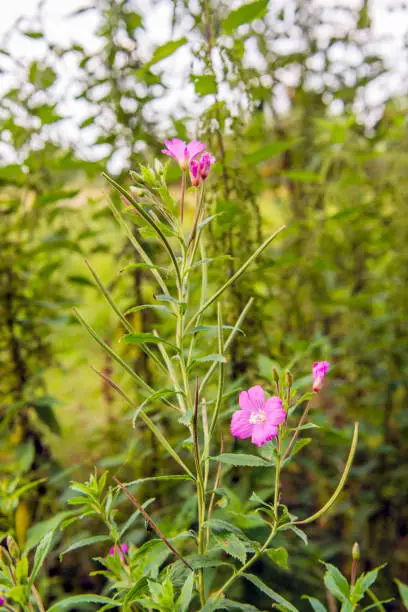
[
  {"left": 282, "top": 398, "right": 312, "bottom": 462},
  {"left": 285, "top": 422, "right": 359, "bottom": 526},
  {"left": 214, "top": 456, "right": 282, "bottom": 599},
  {"left": 180, "top": 170, "right": 186, "bottom": 223}
]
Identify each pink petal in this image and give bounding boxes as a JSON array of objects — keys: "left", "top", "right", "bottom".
[
  {"left": 247, "top": 385, "right": 265, "bottom": 410},
  {"left": 186, "top": 140, "right": 206, "bottom": 161},
  {"left": 238, "top": 390, "right": 253, "bottom": 412},
  {"left": 231, "top": 410, "right": 253, "bottom": 439},
  {"left": 251, "top": 422, "right": 278, "bottom": 446},
  {"left": 264, "top": 397, "right": 286, "bottom": 425},
  {"left": 163, "top": 138, "right": 187, "bottom": 162}
]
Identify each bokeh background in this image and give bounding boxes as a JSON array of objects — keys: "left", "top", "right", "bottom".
[{"left": 1, "top": 0, "right": 408, "bottom": 608}]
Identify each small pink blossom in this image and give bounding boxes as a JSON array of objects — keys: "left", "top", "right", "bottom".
[
  {"left": 312, "top": 361, "right": 330, "bottom": 392},
  {"left": 231, "top": 385, "right": 286, "bottom": 447},
  {"left": 198, "top": 152, "right": 216, "bottom": 180},
  {"left": 109, "top": 543, "right": 128, "bottom": 561},
  {"left": 189, "top": 152, "right": 216, "bottom": 187},
  {"left": 189, "top": 159, "right": 200, "bottom": 187},
  {"left": 0, "top": 597, "right": 4, "bottom": 606},
  {"left": 162, "top": 138, "right": 206, "bottom": 170}
]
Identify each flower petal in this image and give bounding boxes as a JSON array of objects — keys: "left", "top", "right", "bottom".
[
  {"left": 186, "top": 140, "right": 206, "bottom": 160},
  {"left": 264, "top": 397, "right": 286, "bottom": 425},
  {"left": 163, "top": 138, "right": 187, "bottom": 162},
  {"left": 251, "top": 422, "right": 278, "bottom": 446},
  {"left": 231, "top": 410, "right": 253, "bottom": 439},
  {"left": 247, "top": 385, "right": 265, "bottom": 411},
  {"left": 238, "top": 390, "right": 252, "bottom": 412}
]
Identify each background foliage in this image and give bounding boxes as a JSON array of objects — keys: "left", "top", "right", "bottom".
[{"left": 1, "top": 0, "right": 407, "bottom": 608}]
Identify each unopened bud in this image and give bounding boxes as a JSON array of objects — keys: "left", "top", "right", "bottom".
[
  {"left": 129, "top": 187, "right": 147, "bottom": 198},
  {"left": 0, "top": 546, "right": 13, "bottom": 567},
  {"left": 272, "top": 367, "right": 280, "bottom": 385},
  {"left": 285, "top": 370, "right": 293, "bottom": 387},
  {"left": 352, "top": 542, "right": 360, "bottom": 560},
  {"left": 7, "top": 536, "right": 20, "bottom": 560}
]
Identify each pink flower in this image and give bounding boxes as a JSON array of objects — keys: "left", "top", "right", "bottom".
[
  {"left": 231, "top": 385, "right": 286, "bottom": 447},
  {"left": 109, "top": 543, "right": 129, "bottom": 561},
  {"left": 189, "top": 152, "right": 216, "bottom": 187},
  {"left": 198, "top": 152, "right": 216, "bottom": 181},
  {"left": 189, "top": 159, "right": 200, "bottom": 187},
  {"left": 0, "top": 597, "right": 4, "bottom": 606},
  {"left": 162, "top": 138, "right": 206, "bottom": 170},
  {"left": 312, "top": 361, "right": 330, "bottom": 392}
]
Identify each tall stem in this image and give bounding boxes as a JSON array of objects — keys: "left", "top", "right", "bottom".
[
  {"left": 214, "top": 449, "right": 282, "bottom": 600},
  {"left": 180, "top": 170, "right": 186, "bottom": 223}
]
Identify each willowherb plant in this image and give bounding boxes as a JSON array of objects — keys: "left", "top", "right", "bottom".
[
  {"left": 1, "top": 138, "right": 388, "bottom": 611},
  {"left": 71, "top": 138, "right": 359, "bottom": 609}
]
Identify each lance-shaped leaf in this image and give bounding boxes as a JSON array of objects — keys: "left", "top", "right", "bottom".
[{"left": 186, "top": 226, "right": 285, "bottom": 331}]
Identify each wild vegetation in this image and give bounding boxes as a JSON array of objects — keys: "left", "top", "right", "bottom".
[{"left": 1, "top": 0, "right": 408, "bottom": 610}]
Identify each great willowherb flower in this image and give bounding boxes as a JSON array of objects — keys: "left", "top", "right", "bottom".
[
  {"left": 162, "top": 138, "right": 206, "bottom": 170},
  {"left": 0, "top": 596, "right": 4, "bottom": 606},
  {"left": 109, "top": 543, "right": 128, "bottom": 561},
  {"left": 189, "top": 159, "right": 200, "bottom": 187},
  {"left": 189, "top": 152, "right": 216, "bottom": 187},
  {"left": 312, "top": 361, "right": 330, "bottom": 392},
  {"left": 231, "top": 385, "right": 286, "bottom": 447},
  {"left": 198, "top": 152, "right": 216, "bottom": 181}
]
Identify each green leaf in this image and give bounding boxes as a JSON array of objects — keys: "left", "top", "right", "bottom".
[
  {"left": 282, "top": 170, "right": 322, "bottom": 183},
  {"left": 280, "top": 524, "right": 308, "bottom": 545},
  {"left": 210, "top": 453, "right": 269, "bottom": 467},
  {"left": 243, "top": 140, "right": 298, "bottom": 164},
  {"left": 47, "top": 595, "right": 120, "bottom": 611},
  {"left": 32, "top": 399, "right": 61, "bottom": 435},
  {"left": 37, "top": 189, "right": 79, "bottom": 206},
  {"left": 189, "top": 354, "right": 227, "bottom": 369},
  {"left": 125, "top": 475, "right": 192, "bottom": 486},
  {"left": 28, "top": 530, "right": 54, "bottom": 589},
  {"left": 23, "top": 30, "right": 43, "bottom": 38},
  {"left": 193, "top": 74, "right": 217, "bottom": 96},
  {"left": 302, "top": 596, "right": 328, "bottom": 612},
  {"left": 124, "top": 304, "right": 173, "bottom": 317},
  {"left": 59, "top": 535, "right": 111, "bottom": 560},
  {"left": 176, "top": 570, "right": 195, "bottom": 612},
  {"left": 123, "top": 332, "right": 177, "bottom": 351},
  {"left": 222, "top": 0, "right": 269, "bottom": 34},
  {"left": 352, "top": 565, "right": 386, "bottom": 603},
  {"left": 266, "top": 546, "right": 289, "bottom": 569},
  {"left": 132, "top": 389, "right": 183, "bottom": 427},
  {"left": 216, "top": 532, "right": 246, "bottom": 564},
  {"left": 283, "top": 438, "right": 312, "bottom": 464},
  {"left": 322, "top": 562, "right": 350, "bottom": 603},
  {"left": 204, "top": 519, "right": 247, "bottom": 539},
  {"left": 149, "top": 37, "right": 188, "bottom": 65},
  {"left": 395, "top": 579, "right": 408, "bottom": 610},
  {"left": 8, "top": 585, "right": 28, "bottom": 606},
  {"left": 120, "top": 262, "right": 167, "bottom": 274},
  {"left": 0, "top": 164, "right": 26, "bottom": 183},
  {"left": 244, "top": 573, "right": 299, "bottom": 612}
]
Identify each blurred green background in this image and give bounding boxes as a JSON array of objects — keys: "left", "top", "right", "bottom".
[{"left": 1, "top": 0, "right": 407, "bottom": 608}]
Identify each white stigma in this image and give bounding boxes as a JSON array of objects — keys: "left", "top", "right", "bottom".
[{"left": 249, "top": 410, "right": 267, "bottom": 425}]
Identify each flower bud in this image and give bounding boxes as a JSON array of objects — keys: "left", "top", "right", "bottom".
[
  {"left": 0, "top": 546, "right": 13, "bottom": 567},
  {"left": 272, "top": 367, "right": 280, "bottom": 385},
  {"left": 285, "top": 370, "right": 293, "bottom": 388},
  {"left": 352, "top": 542, "right": 360, "bottom": 560},
  {"left": 7, "top": 536, "right": 19, "bottom": 560}
]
